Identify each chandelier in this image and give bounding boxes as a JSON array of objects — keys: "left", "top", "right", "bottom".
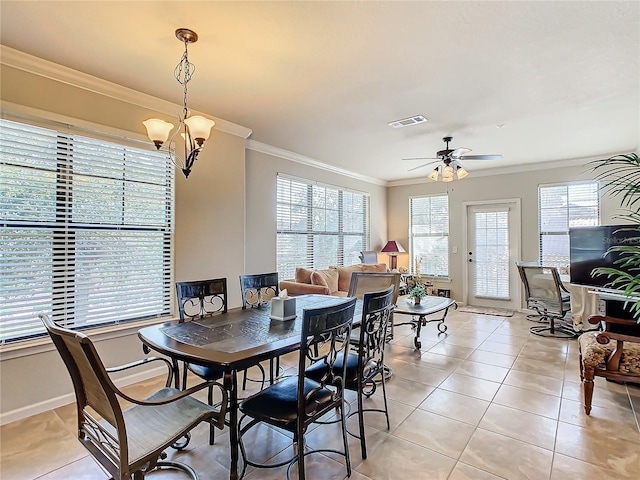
[{"left": 143, "top": 28, "right": 215, "bottom": 178}]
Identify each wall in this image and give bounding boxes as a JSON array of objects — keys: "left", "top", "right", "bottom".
[
  {"left": 244, "top": 147, "right": 388, "bottom": 274},
  {"left": 0, "top": 63, "right": 247, "bottom": 422},
  {"left": 387, "top": 164, "right": 623, "bottom": 302},
  {"left": 0, "top": 58, "right": 389, "bottom": 423}
]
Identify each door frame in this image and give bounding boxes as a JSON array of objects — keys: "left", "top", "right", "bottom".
[{"left": 462, "top": 198, "right": 522, "bottom": 309}]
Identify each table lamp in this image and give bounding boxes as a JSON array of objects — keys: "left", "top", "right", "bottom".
[{"left": 381, "top": 240, "right": 405, "bottom": 271}]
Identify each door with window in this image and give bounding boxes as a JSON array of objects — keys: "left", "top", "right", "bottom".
[{"left": 465, "top": 201, "right": 521, "bottom": 310}]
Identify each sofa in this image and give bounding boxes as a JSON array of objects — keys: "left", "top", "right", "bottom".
[{"left": 279, "top": 263, "right": 388, "bottom": 297}]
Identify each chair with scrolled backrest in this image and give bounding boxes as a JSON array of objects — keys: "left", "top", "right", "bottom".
[
  {"left": 175, "top": 278, "right": 229, "bottom": 445},
  {"left": 516, "top": 263, "right": 576, "bottom": 338},
  {"left": 306, "top": 285, "right": 395, "bottom": 459},
  {"left": 39, "top": 313, "right": 226, "bottom": 480},
  {"left": 238, "top": 297, "right": 357, "bottom": 480},
  {"left": 239, "top": 272, "right": 280, "bottom": 386},
  {"left": 239, "top": 272, "right": 279, "bottom": 308}
]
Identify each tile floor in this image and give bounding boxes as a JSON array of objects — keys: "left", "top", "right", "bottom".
[{"left": 2, "top": 309, "right": 639, "bottom": 480}]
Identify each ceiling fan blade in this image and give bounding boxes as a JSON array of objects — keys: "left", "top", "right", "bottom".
[
  {"left": 450, "top": 147, "right": 471, "bottom": 158},
  {"left": 402, "top": 157, "right": 438, "bottom": 161},
  {"left": 407, "top": 161, "right": 438, "bottom": 172},
  {"left": 460, "top": 154, "right": 503, "bottom": 161}
]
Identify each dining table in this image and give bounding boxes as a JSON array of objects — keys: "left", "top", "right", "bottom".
[{"left": 138, "top": 294, "right": 358, "bottom": 480}]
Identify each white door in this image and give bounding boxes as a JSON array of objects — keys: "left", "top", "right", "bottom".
[{"left": 465, "top": 201, "right": 521, "bottom": 310}]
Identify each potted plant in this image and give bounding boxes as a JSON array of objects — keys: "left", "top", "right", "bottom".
[
  {"left": 409, "top": 284, "right": 427, "bottom": 305},
  {"left": 590, "top": 152, "right": 640, "bottom": 322}
]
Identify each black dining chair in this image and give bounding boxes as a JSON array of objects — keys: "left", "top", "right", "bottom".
[
  {"left": 237, "top": 297, "right": 357, "bottom": 480},
  {"left": 306, "top": 284, "right": 395, "bottom": 458},
  {"left": 175, "top": 278, "right": 230, "bottom": 445},
  {"left": 239, "top": 272, "right": 281, "bottom": 387}
]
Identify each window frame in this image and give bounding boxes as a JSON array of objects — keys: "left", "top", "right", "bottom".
[
  {"left": 0, "top": 115, "right": 175, "bottom": 344},
  {"left": 409, "top": 194, "right": 450, "bottom": 278},
  {"left": 276, "top": 174, "right": 370, "bottom": 279},
  {"left": 538, "top": 181, "right": 600, "bottom": 268}
]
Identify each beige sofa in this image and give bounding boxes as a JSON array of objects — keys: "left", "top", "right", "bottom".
[{"left": 279, "top": 263, "right": 388, "bottom": 297}]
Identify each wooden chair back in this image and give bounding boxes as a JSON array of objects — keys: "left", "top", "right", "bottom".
[
  {"left": 239, "top": 272, "right": 279, "bottom": 309},
  {"left": 176, "top": 278, "right": 227, "bottom": 321}
]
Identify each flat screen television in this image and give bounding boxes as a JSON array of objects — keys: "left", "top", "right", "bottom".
[{"left": 569, "top": 225, "right": 640, "bottom": 288}]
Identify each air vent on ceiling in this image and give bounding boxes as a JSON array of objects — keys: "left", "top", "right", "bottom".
[{"left": 388, "top": 115, "right": 428, "bottom": 128}]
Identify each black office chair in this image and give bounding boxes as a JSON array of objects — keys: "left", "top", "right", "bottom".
[
  {"left": 306, "top": 285, "right": 395, "bottom": 458},
  {"left": 517, "top": 264, "right": 576, "bottom": 338},
  {"left": 239, "top": 272, "right": 280, "bottom": 386},
  {"left": 238, "top": 297, "right": 357, "bottom": 480},
  {"left": 39, "top": 313, "right": 226, "bottom": 480}
]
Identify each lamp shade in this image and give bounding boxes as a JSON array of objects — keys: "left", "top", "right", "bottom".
[
  {"left": 184, "top": 115, "right": 215, "bottom": 145},
  {"left": 143, "top": 119, "right": 175, "bottom": 147},
  {"left": 381, "top": 240, "right": 405, "bottom": 253},
  {"left": 427, "top": 168, "right": 440, "bottom": 181},
  {"left": 456, "top": 166, "right": 469, "bottom": 179}
]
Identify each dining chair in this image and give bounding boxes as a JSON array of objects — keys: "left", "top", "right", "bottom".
[
  {"left": 237, "top": 297, "right": 357, "bottom": 480},
  {"left": 306, "top": 285, "right": 395, "bottom": 458},
  {"left": 39, "top": 313, "right": 227, "bottom": 480},
  {"left": 348, "top": 271, "right": 400, "bottom": 342},
  {"left": 175, "top": 278, "right": 230, "bottom": 445},
  {"left": 239, "top": 272, "right": 280, "bottom": 386},
  {"left": 517, "top": 264, "right": 576, "bottom": 338}
]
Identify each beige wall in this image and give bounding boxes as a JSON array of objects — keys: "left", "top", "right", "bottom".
[
  {"left": 0, "top": 64, "right": 388, "bottom": 422},
  {"left": 245, "top": 149, "right": 388, "bottom": 274},
  {"left": 388, "top": 165, "right": 623, "bottom": 301},
  {"left": 0, "top": 65, "right": 247, "bottom": 419}
]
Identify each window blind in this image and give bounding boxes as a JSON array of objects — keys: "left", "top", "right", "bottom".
[
  {"left": 409, "top": 195, "right": 449, "bottom": 277},
  {"left": 0, "top": 118, "right": 174, "bottom": 343},
  {"left": 539, "top": 182, "right": 599, "bottom": 267},
  {"left": 276, "top": 175, "right": 369, "bottom": 280}
]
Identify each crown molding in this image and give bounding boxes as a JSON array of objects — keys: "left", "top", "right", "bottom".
[
  {"left": 0, "top": 45, "right": 252, "bottom": 139},
  {"left": 246, "top": 139, "right": 387, "bottom": 186}
]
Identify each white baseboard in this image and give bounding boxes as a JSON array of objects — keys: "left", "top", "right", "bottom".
[{"left": 0, "top": 365, "right": 167, "bottom": 426}]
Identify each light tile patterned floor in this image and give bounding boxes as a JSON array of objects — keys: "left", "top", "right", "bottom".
[{"left": 2, "top": 309, "right": 639, "bottom": 479}]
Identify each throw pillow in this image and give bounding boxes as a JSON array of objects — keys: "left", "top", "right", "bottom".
[
  {"left": 311, "top": 269, "right": 339, "bottom": 293},
  {"left": 295, "top": 267, "right": 313, "bottom": 284}
]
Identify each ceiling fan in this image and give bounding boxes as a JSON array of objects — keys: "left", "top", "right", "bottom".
[{"left": 403, "top": 136, "right": 503, "bottom": 181}]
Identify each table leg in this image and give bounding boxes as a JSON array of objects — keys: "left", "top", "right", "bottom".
[
  {"left": 225, "top": 370, "right": 239, "bottom": 480},
  {"left": 414, "top": 315, "right": 424, "bottom": 349}
]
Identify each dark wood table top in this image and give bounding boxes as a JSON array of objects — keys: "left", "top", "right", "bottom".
[
  {"left": 138, "top": 295, "right": 356, "bottom": 371},
  {"left": 394, "top": 294, "right": 456, "bottom": 315}
]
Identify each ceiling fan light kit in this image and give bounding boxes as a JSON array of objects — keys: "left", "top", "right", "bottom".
[{"left": 403, "top": 136, "right": 502, "bottom": 182}]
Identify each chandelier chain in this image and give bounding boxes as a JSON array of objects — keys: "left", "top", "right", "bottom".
[{"left": 174, "top": 39, "right": 195, "bottom": 119}]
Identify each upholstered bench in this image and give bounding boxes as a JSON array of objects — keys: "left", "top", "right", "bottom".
[{"left": 578, "top": 315, "right": 640, "bottom": 414}]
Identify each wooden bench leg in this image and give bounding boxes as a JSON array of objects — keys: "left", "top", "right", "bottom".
[{"left": 582, "top": 366, "right": 595, "bottom": 415}]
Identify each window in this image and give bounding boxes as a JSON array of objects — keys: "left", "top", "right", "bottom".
[
  {"left": 276, "top": 175, "right": 369, "bottom": 279},
  {"left": 0, "top": 118, "right": 174, "bottom": 343},
  {"left": 409, "top": 195, "right": 449, "bottom": 277},
  {"left": 539, "top": 182, "right": 599, "bottom": 267}
]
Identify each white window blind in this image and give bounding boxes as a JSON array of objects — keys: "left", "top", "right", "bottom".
[
  {"left": 409, "top": 195, "right": 449, "bottom": 277},
  {"left": 0, "top": 118, "right": 174, "bottom": 343},
  {"left": 276, "top": 175, "right": 370, "bottom": 279},
  {"left": 539, "top": 182, "right": 599, "bottom": 267}
]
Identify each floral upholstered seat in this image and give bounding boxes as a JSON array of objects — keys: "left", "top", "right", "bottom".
[{"left": 578, "top": 316, "right": 640, "bottom": 414}]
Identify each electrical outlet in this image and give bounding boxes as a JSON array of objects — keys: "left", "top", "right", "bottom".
[{"left": 452, "top": 246, "right": 458, "bottom": 254}]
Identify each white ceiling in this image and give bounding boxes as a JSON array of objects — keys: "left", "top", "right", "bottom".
[{"left": 1, "top": 1, "right": 638, "bottom": 183}]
